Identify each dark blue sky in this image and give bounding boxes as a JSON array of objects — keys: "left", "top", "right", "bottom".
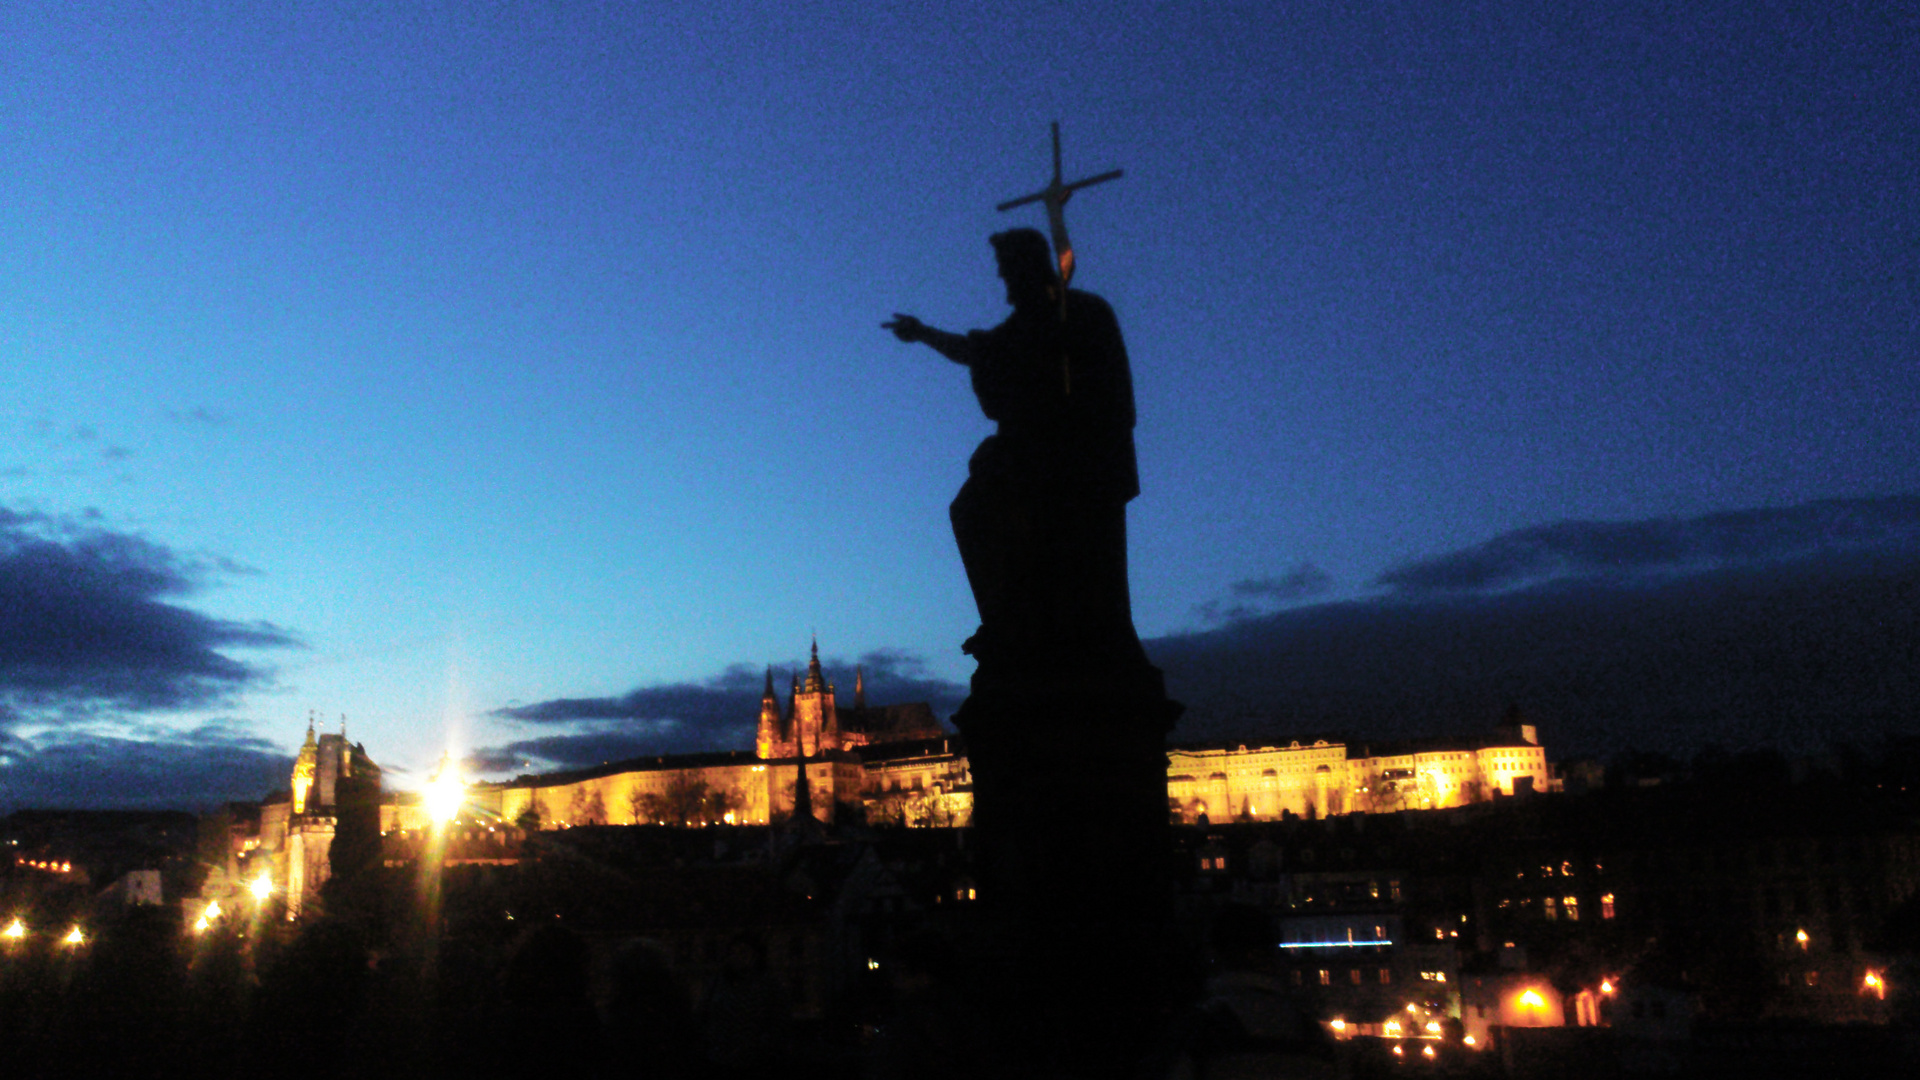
[{"left": 2, "top": 3, "right": 1915, "bottom": 807}]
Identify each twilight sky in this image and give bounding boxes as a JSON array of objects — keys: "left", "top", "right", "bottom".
[{"left": 3, "top": 2, "right": 1916, "bottom": 810}]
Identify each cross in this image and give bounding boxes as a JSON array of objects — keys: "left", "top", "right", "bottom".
[{"left": 997, "top": 122, "right": 1123, "bottom": 286}]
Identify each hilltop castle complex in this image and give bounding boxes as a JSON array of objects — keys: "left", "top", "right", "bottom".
[
  {"left": 229, "top": 642, "right": 1552, "bottom": 915},
  {"left": 453, "top": 641, "right": 1553, "bottom": 831}
]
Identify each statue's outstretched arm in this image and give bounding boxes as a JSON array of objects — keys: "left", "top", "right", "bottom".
[{"left": 883, "top": 313, "right": 977, "bottom": 367}]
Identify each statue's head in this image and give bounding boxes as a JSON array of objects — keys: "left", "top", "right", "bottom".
[{"left": 990, "top": 228, "right": 1058, "bottom": 307}]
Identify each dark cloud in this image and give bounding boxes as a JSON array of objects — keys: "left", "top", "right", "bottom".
[
  {"left": 1153, "top": 497, "right": 1920, "bottom": 762},
  {"left": 468, "top": 722, "right": 755, "bottom": 774},
  {"left": 0, "top": 722, "right": 293, "bottom": 813},
  {"left": 493, "top": 662, "right": 769, "bottom": 725},
  {"left": 0, "top": 507, "right": 297, "bottom": 716},
  {"left": 846, "top": 648, "right": 968, "bottom": 715},
  {"left": 166, "top": 406, "right": 233, "bottom": 428},
  {"left": 1193, "top": 564, "right": 1333, "bottom": 624},
  {"left": 1377, "top": 496, "right": 1920, "bottom": 595},
  {"left": 480, "top": 649, "right": 965, "bottom": 774},
  {"left": 494, "top": 650, "right": 965, "bottom": 728}
]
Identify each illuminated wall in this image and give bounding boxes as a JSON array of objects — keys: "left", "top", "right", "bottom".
[{"left": 1169, "top": 732, "right": 1551, "bottom": 823}]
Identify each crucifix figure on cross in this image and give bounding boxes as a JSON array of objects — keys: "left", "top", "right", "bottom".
[
  {"left": 996, "top": 121, "right": 1123, "bottom": 287},
  {"left": 882, "top": 124, "right": 1145, "bottom": 679}
]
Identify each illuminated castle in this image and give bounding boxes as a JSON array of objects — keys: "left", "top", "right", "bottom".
[
  {"left": 252, "top": 716, "right": 381, "bottom": 916},
  {"left": 460, "top": 641, "right": 1551, "bottom": 833},
  {"left": 1166, "top": 716, "right": 1552, "bottom": 824},
  {"left": 467, "top": 641, "right": 960, "bottom": 830}
]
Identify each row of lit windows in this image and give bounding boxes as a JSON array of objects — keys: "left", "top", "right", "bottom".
[
  {"left": 1497, "top": 893, "right": 1617, "bottom": 920},
  {"left": 1290, "top": 968, "right": 1397, "bottom": 986},
  {"left": 1516, "top": 860, "right": 1604, "bottom": 879}
]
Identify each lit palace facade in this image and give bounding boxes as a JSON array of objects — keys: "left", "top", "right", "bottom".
[
  {"left": 432, "top": 643, "right": 1553, "bottom": 832},
  {"left": 1166, "top": 722, "right": 1552, "bottom": 823}
]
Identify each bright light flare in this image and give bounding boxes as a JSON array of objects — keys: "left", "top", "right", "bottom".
[
  {"left": 251, "top": 872, "right": 273, "bottom": 900},
  {"left": 1329, "top": 1019, "right": 1346, "bottom": 1032},
  {"left": 2, "top": 918, "right": 23, "bottom": 940},
  {"left": 1600, "top": 979, "right": 1615, "bottom": 995},
  {"left": 425, "top": 767, "right": 466, "bottom": 824},
  {"left": 62, "top": 926, "right": 84, "bottom": 946},
  {"left": 1519, "top": 989, "right": 1546, "bottom": 1008},
  {"left": 1464, "top": 1035, "right": 1478, "bottom": 1048},
  {"left": 1422, "top": 1045, "right": 1436, "bottom": 1058}
]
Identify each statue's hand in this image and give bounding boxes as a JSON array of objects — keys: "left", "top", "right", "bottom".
[{"left": 883, "top": 313, "right": 926, "bottom": 343}]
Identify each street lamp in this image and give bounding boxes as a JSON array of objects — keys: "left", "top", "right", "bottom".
[{"left": 425, "top": 755, "right": 466, "bottom": 825}]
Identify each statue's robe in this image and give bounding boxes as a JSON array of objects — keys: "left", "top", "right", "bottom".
[{"left": 951, "top": 289, "right": 1147, "bottom": 677}]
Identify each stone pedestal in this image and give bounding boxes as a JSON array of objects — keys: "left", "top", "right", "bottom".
[{"left": 954, "top": 666, "right": 1182, "bottom": 1078}]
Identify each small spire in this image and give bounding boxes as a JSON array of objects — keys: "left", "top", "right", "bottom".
[
  {"left": 763, "top": 666, "right": 776, "bottom": 700},
  {"left": 804, "top": 637, "right": 827, "bottom": 694},
  {"left": 855, "top": 666, "right": 866, "bottom": 710},
  {"left": 304, "top": 711, "right": 317, "bottom": 743}
]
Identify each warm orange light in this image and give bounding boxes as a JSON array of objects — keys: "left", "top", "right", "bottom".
[
  {"left": 1463, "top": 1035, "right": 1478, "bottom": 1047},
  {"left": 2, "top": 918, "right": 23, "bottom": 940},
  {"left": 251, "top": 872, "right": 273, "bottom": 900},
  {"left": 425, "top": 765, "right": 466, "bottom": 825},
  {"left": 1864, "top": 970, "right": 1885, "bottom": 999},
  {"left": 62, "top": 926, "right": 84, "bottom": 946},
  {"left": 1423, "top": 1045, "right": 1436, "bottom": 1058},
  {"left": 1796, "top": 928, "right": 1809, "bottom": 949},
  {"left": 1329, "top": 1019, "right": 1346, "bottom": 1032},
  {"left": 1384, "top": 1020, "right": 1402, "bottom": 1036},
  {"left": 1519, "top": 989, "right": 1546, "bottom": 1008},
  {"left": 1407, "top": 1003, "right": 1419, "bottom": 1013},
  {"left": 1425, "top": 1020, "right": 1442, "bottom": 1034},
  {"left": 1600, "top": 979, "right": 1615, "bottom": 995},
  {"left": 1391, "top": 1045, "right": 1404, "bottom": 1057}
]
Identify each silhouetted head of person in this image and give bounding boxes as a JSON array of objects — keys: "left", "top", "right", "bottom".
[
  {"left": 504, "top": 922, "right": 591, "bottom": 1007},
  {"left": 606, "top": 936, "right": 684, "bottom": 1013},
  {"left": 991, "top": 228, "right": 1059, "bottom": 309},
  {"left": 722, "top": 931, "right": 768, "bottom": 978},
  {"left": 1210, "top": 903, "right": 1275, "bottom": 972}
]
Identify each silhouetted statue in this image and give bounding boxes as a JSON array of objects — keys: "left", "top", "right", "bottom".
[
  {"left": 886, "top": 227, "right": 1148, "bottom": 684},
  {"left": 886, "top": 220, "right": 1180, "bottom": 1080}
]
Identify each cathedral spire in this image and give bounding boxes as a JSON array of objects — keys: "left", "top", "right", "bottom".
[
  {"left": 804, "top": 636, "right": 827, "bottom": 693},
  {"left": 855, "top": 666, "right": 866, "bottom": 710}
]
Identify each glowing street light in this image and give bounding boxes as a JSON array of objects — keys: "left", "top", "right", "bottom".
[
  {"left": 1519, "top": 989, "right": 1547, "bottom": 1009},
  {"left": 2, "top": 917, "right": 24, "bottom": 941},
  {"left": 251, "top": 872, "right": 273, "bottom": 900},
  {"left": 1600, "top": 979, "right": 1616, "bottom": 995},
  {"left": 1796, "top": 928, "right": 1810, "bottom": 950},
  {"left": 62, "top": 925, "right": 85, "bottom": 947},
  {"left": 425, "top": 755, "right": 466, "bottom": 825},
  {"left": 1864, "top": 971, "right": 1886, "bottom": 999}
]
